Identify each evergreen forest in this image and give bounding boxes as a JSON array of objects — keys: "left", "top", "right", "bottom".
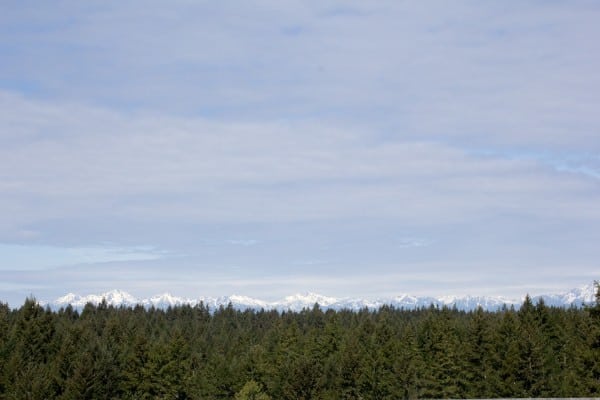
[{"left": 1, "top": 291, "right": 599, "bottom": 399}]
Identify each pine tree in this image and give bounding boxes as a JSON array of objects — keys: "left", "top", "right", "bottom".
[
  {"left": 517, "top": 295, "right": 550, "bottom": 396},
  {"left": 393, "top": 321, "right": 423, "bottom": 400},
  {"left": 586, "top": 281, "right": 600, "bottom": 394},
  {"left": 417, "top": 307, "right": 463, "bottom": 399},
  {"left": 462, "top": 307, "right": 500, "bottom": 398},
  {"left": 235, "top": 380, "right": 271, "bottom": 400},
  {"left": 0, "top": 302, "right": 10, "bottom": 394},
  {"left": 496, "top": 307, "right": 523, "bottom": 397}
]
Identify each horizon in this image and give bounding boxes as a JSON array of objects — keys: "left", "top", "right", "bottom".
[
  {"left": 2, "top": 2, "right": 600, "bottom": 307},
  {"left": 12, "top": 280, "right": 594, "bottom": 310}
]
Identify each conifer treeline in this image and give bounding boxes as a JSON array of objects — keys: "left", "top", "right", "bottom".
[{"left": 0, "top": 294, "right": 599, "bottom": 399}]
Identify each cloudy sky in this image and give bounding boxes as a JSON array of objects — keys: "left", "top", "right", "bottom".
[{"left": 1, "top": 1, "right": 599, "bottom": 306}]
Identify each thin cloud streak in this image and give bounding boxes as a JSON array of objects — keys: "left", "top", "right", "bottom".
[{"left": 1, "top": 91, "right": 598, "bottom": 227}]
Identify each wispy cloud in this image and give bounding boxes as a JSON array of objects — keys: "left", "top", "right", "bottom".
[
  {"left": 396, "top": 238, "right": 433, "bottom": 248},
  {"left": 227, "top": 240, "right": 259, "bottom": 247},
  {"left": 0, "top": 243, "right": 170, "bottom": 270}
]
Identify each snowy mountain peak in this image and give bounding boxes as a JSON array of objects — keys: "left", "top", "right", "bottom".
[
  {"left": 532, "top": 283, "right": 597, "bottom": 307},
  {"left": 282, "top": 292, "right": 338, "bottom": 306},
  {"left": 55, "top": 293, "right": 80, "bottom": 304},
  {"left": 48, "top": 282, "right": 598, "bottom": 312},
  {"left": 143, "top": 293, "right": 194, "bottom": 308},
  {"left": 101, "top": 289, "right": 138, "bottom": 304},
  {"left": 227, "top": 295, "right": 269, "bottom": 307}
]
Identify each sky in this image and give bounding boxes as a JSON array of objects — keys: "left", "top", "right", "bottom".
[{"left": 1, "top": 1, "right": 599, "bottom": 306}]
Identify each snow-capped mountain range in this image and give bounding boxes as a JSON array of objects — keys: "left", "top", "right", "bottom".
[{"left": 46, "top": 283, "right": 598, "bottom": 312}]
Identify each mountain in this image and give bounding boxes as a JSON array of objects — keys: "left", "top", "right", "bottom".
[
  {"left": 533, "top": 282, "right": 597, "bottom": 307},
  {"left": 141, "top": 293, "right": 197, "bottom": 309},
  {"left": 54, "top": 289, "right": 139, "bottom": 308},
  {"left": 274, "top": 293, "right": 338, "bottom": 310},
  {"left": 47, "top": 283, "right": 597, "bottom": 312}
]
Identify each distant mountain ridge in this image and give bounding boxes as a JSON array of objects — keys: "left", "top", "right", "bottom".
[{"left": 47, "top": 283, "right": 598, "bottom": 312}]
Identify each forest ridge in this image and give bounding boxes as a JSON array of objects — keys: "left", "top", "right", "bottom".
[{"left": 1, "top": 287, "right": 599, "bottom": 399}]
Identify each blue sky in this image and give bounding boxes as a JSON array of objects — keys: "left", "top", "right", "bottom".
[{"left": 1, "top": 1, "right": 599, "bottom": 306}]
